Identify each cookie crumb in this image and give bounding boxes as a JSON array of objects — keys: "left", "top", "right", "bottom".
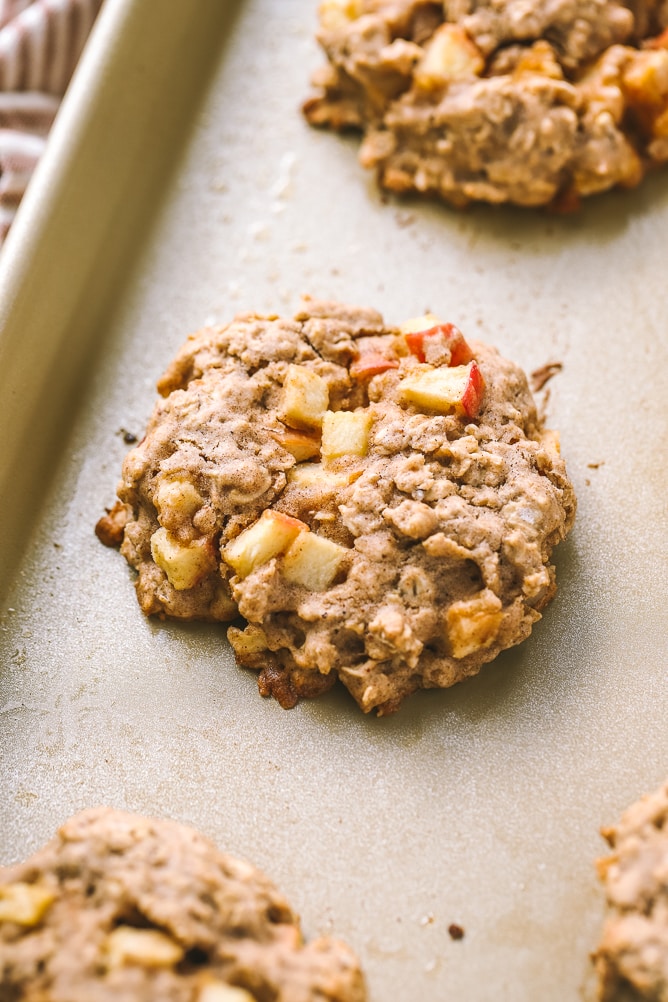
[
  {"left": 94, "top": 501, "right": 129, "bottom": 548},
  {"left": 530, "top": 362, "right": 563, "bottom": 393}
]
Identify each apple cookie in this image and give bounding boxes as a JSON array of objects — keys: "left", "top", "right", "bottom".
[
  {"left": 594, "top": 779, "right": 668, "bottom": 1001},
  {"left": 97, "top": 298, "right": 575, "bottom": 715},
  {"left": 303, "top": 0, "right": 668, "bottom": 209},
  {"left": 0, "top": 806, "right": 366, "bottom": 1002}
]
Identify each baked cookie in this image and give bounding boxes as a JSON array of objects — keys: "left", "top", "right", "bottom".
[
  {"left": 97, "top": 299, "right": 575, "bottom": 715},
  {"left": 303, "top": 0, "right": 668, "bottom": 209},
  {"left": 0, "top": 806, "right": 366, "bottom": 1002},
  {"left": 594, "top": 779, "right": 668, "bottom": 1001}
]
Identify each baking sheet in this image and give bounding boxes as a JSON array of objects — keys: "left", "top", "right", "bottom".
[{"left": 1, "top": 1, "right": 668, "bottom": 999}]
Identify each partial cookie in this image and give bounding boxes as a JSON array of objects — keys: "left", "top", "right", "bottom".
[
  {"left": 97, "top": 299, "right": 575, "bottom": 715},
  {"left": 303, "top": 0, "right": 668, "bottom": 209},
  {"left": 0, "top": 806, "right": 366, "bottom": 1002},
  {"left": 594, "top": 779, "right": 668, "bottom": 1001}
]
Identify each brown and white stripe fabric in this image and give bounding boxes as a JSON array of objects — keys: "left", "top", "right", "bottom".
[
  {"left": 0, "top": 2, "right": 34, "bottom": 32},
  {"left": 0, "top": 0, "right": 103, "bottom": 242}
]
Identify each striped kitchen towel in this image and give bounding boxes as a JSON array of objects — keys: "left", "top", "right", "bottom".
[{"left": 0, "top": 0, "right": 103, "bottom": 241}]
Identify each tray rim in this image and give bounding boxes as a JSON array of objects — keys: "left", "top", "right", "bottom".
[{"left": 0, "top": 0, "right": 238, "bottom": 600}]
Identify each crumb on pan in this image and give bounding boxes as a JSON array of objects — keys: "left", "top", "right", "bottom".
[{"left": 530, "top": 362, "right": 563, "bottom": 393}]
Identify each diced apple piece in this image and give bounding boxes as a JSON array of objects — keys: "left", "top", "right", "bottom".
[
  {"left": 623, "top": 49, "right": 668, "bottom": 111},
  {"left": 321, "top": 409, "right": 374, "bottom": 461},
  {"left": 198, "top": 984, "right": 256, "bottom": 1002},
  {"left": 414, "top": 24, "right": 484, "bottom": 89},
  {"left": 279, "top": 365, "right": 329, "bottom": 430},
  {"left": 270, "top": 427, "right": 321, "bottom": 461},
  {"left": 350, "top": 352, "right": 399, "bottom": 381},
  {"left": 222, "top": 510, "right": 307, "bottom": 579},
  {"left": 153, "top": 477, "right": 203, "bottom": 529},
  {"left": 319, "top": 0, "right": 362, "bottom": 30},
  {"left": 283, "top": 532, "right": 347, "bottom": 591},
  {"left": 150, "top": 528, "right": 216, "bottom": 590},
  {"left": 398, "top": 312, "right": 441, "bottom": 335},
  {"left": 445, "top": 589, "right": 503, "bottom": 659},
  {"left": 459, "top": 361, "right": 485, "bottom": 417},
  {"left": 400, "top": 361, "right": 485, "bottom": 418},
  {"left": 106, "top": 927, "right": 183, "bottom": 969},
  {"left": 512, "top": 40, "right": 563, "bottom": 80},
  {"left": 538, "top": 428, "right": 561, "bottom": 455},
  {"left": 0, "top": 883, "right": 55, "bottom": 926},
  {"left": 404, "top": 323, "right": 474, "bottom": 367},
  {"left": 287, "top": 463, "right": 360, "bottom": 489}
]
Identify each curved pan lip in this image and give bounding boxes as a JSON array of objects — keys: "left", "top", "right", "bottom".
[{"left": 0, "top": 0, "right": 235, "bottom": 598}]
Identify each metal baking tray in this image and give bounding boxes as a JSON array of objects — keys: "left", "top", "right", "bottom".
[{"left": 1, "top": 1, "right": 667, "bottom": 998}]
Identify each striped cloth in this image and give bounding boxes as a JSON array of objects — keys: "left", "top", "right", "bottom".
[{"left": 0, "top": 0, "right": 103, "bottom": 241}]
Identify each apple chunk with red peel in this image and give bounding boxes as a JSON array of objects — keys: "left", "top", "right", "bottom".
[
  {"left": 350, "top": 352, "right": 399, "bottom": 381},
  {"left": 223, "top": 510, "right": 307, "bottom": 579},
  {"left": 400, "top": 361, "right": 485, "bottom": 418},
  {"left": 282, "top": 532, "right": 348, "bottom": 591},
  {"left": 404, "top": 324, "right": 474, "bottom": 367}
]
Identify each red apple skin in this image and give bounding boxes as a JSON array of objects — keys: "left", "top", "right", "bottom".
[
  {"left": 404, "top": 324, "right": 474, "bottom": 367},
  {"left": 350, "top": 352, "right": 400, "bottom": 381},
  {"left": 646, "top": 26, "right": 668, "bottom": 48},
  {"left": 461, "top": 361, "right": 485, "bottom": 418}
]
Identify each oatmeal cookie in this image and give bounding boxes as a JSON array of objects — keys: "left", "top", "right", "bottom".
[
  {"left": 97, "top": 299, "right": 575, "bottom": 715},
  {"left": 594, "top": 779, "right": 668, "bottom": 1001},
  {"left": 0, "top": 807, "right": 366, "bottom": 1002},
  {"left": 303, "top": 0, "right": 668, "bottom": 209}
]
